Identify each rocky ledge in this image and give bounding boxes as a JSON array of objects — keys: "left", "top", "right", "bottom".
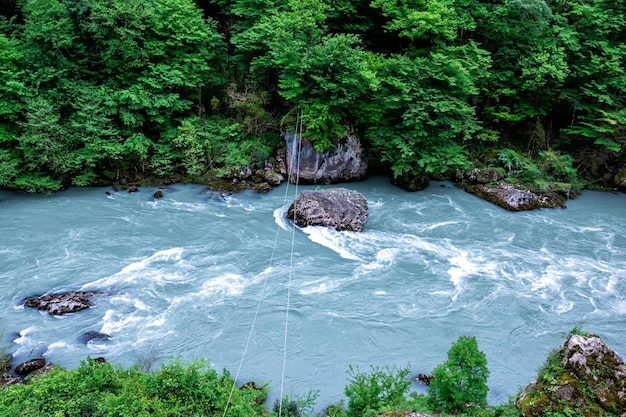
[
  {"left": 463, "top": 183, "right": 566, "bottom": 211},
  {"left": 23, "top": 291, "right": 100, "bottom": 315},
  {"left": 517, "top": 333, "right": 626, "bottom": 416},
  {"left": 287, "top": 188, "right": 368, "bottom": 232},
  {"left": 457, "top": 169, "right": 567, "bottom": 211}
]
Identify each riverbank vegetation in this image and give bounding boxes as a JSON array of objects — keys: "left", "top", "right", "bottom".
[
  {"left": 0, "top": 0, "right": 624, "bottom": 192},
  {"left": 0, "top": 337, "right": 521, "bottom": 417}
]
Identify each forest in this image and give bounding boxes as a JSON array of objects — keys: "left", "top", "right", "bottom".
[{"left": 0, "top": 0, "right": 624, "bottom": 192}]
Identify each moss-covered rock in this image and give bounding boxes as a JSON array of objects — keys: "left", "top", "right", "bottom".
[
  {"left": 462, "top": 183, "right": 566, "bottom": 211},
  {"left": 517, "top": 333, "right": 626, "bottom": 416}
]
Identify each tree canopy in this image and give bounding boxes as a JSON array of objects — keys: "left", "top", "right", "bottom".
[{"left": 0, "top": 0, "right": 624, "bottom": 191}]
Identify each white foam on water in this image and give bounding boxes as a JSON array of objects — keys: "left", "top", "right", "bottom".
[
  {"left": 530, "top": 267, "right": 562, "bottom": 293},
  {"left": 101, "top": 309, "right": 151, "bottom": 334},
  {"left": 425, "top": 220, "right": 460, "bottom": 231},
  {"left": 81, "top": 248, "right": 184, "bottom": 289},
  {"left": 200, "top": 273, "right": 249, "bottom": 297},
  {"left": 554, "top": 296, "right": 574, "bottom": 314},
  {"left": 302, "top": 227, "right": 364, "bottom": 261},
  {"left": 369, "top": 199, "right": 385, "bottom": 209},
  {"left": 170, "top": 201, "right": 213, "bottom": 213},
  {"left": 14, "top": 326, "right": 36, "bottom": 345},
  {"left": 299, "top": 279, "right": 336, "bottom": 295},
  {"left": 169, "top": 272, "right": 252, "bottom": 310},
  {"left": 274, "top": 206, "right": 293, "bottom": 231},
  {"left": 45, "top": 341, "right": 73, "bottom": 355},
  {"left": 361, "top": 248, "right": 397, "bottom": 271},
  {"left": 133, "top": 299, "right": 151, "bottom": 311},
  {"left": 576, "top": 291, "right": 598, "bottom": 314},
  {"left": 447, "top": 251, "right": 492, "bottom": 288}
]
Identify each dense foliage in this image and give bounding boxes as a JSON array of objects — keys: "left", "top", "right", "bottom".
[
  {"left": 0, "top": 0, "right": 624, "bottom": 191},
  {"left": 0, "top": 358, "right": 267, "bottom": 416},
  {"left": 0, "top": 340, "right": 520, "bottom": 417}
]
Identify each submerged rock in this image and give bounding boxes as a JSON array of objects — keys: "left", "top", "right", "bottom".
[
  {"left": 285, "top": 132, "right": 367, "bottom": 184},
  {"left": 79, "top": 331, "right": 111, "bottom": 344},
  {"left": 24, "top": 291, "right": 99, "bottom": 315},
  {"left": 287, "top": 188, "right": 368, "bottom": 232},
  {"left": 517, "top": 333, "right": 626, "bottom": 416},
  {"left": 416, "top": 373, "right": 433, "bottom": 385},
  {"left": 462, "top": 183, "right": 566, "bottom": 211}
]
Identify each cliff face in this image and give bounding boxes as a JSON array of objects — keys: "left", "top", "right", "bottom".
[
  {"left": 284, "top": 132, "right": 367, "bottom": 184},
  {"left": 517, "top": 333, "right": 626, "bottom": 416}
]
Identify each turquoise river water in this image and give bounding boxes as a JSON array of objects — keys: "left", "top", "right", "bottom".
[{"left": 1, "top": 176, "right": 625, "bottom": 409}]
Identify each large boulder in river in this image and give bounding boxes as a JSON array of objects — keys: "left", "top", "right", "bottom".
[
  {"left": 24, "top": 291, "right": 99, "bottom": 315},
  {"left": 287, "top": 188, "right": 368, "bottom": 231},
  {"left": 285, "top": 132, "right": 367, "bottom": 184},
  {"left": 516, "top": 333, "right": 626, "bottom": 416},
  {"left": 462, "top": 183, "right": 566, "bottom": 211}
]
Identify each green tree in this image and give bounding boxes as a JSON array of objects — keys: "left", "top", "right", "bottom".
[
  {"left": 232, "top": 0, "right": 378, "bottom": 151},
  {"left": 366, "top": 0, "right": 491, "bottom": 177},
  {"left": 556, "top": 0, "right": 626, "bottom": 154},
  {"left": 0, "top": 32, "right": 25, "bottom": 188},
  {"left": 428, "top": 336, "right": 490, "bottom": 413}
]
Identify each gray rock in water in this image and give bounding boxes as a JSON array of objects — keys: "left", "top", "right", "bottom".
[
  {"left": 285, "top": 132, "right": 367, "bottom": 184},
  {"left": 462, "top": 183, "right": 565, "bottom": 211},
  {"left": 24, "top": 291, "right": 99, "bottom": 315},
  {"left": 287, "top": 188, "right": 368, "bottom": 232}
]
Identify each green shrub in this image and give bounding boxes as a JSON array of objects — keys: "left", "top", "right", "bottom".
[
  {"left": 428, "top": 336, "right": 490, "bottom": 413},
  {"left": 272, "top": 390, "right": 318, "bottom": 417},
  {"left": 344, "top": 364, "right": 411, "bottom": 417}
]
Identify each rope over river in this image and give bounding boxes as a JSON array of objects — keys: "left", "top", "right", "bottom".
[{"left": 1, "top": 176, "right": 625, "bottom": 409}]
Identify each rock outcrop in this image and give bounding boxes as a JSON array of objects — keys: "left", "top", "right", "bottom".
[
  {"left": 24, "top": 291, "right": 99, "bottom": 315},
  {"left": 285, "top": 132, "right": 367, "bottom": 184},
  {"left": 287, "top": 188, "right": 368, "bottom": 232},
  {"left": 517, "top": 333, "right": 626, "bottom": 416}
]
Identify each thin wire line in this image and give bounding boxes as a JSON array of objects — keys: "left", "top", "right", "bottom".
[
  {"left": 221, "top": 115, "right": 298, "bottom": 417},
  {"left": 278, "top": 110, "right": 303, "bottom": 417}
]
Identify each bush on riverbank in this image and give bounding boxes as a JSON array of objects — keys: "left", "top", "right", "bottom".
[
  {"left": 6, "top": 329, "right": 624, "bottom": 417},
  {"left": 0, "top": 338, "right": 521, "bottom": 417},
  {"left": 0, "top": 357, "right": 267, "bottom": 417}
]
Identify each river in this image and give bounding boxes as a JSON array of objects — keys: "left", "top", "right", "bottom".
[{"left": 1, "top": 176, "right": 625, "bottom": 409}]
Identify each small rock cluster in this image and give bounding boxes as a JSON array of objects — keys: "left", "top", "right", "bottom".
[
  {"left": 0, "top": 357, "right": 57, "bottom": 388},
  {"left": 23, "top": 291, "right": 99, "bottom": 315}
]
